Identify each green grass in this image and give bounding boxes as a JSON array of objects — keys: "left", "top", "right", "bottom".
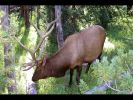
[{"left": 37, "top": 66, "right": 98, "bottom": 94}]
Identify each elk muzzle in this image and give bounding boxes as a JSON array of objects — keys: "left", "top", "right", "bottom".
[{"left": 32, "top": 72, "right": 40, "bottom": 82}]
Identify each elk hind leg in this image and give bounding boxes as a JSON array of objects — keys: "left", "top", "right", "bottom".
[
  {"left": 85, "top": 63, "right": 91, "bottom": 74},
  {"left": 69, "top": 68, "right": 74, "bottom": 87},
  {"left": 76, "top": 65, "right": 82, "bottom": 85}
]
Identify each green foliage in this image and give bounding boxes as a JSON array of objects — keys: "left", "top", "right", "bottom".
[
  {"left": 38, "top": 71, "right": 80, "bottom": 94},
  {"left": 0, "top": 10, "right": 4, "bottom": 18},
  {"left": 0, "top": 68, "right": 7, "bottom": 93},
  {"left": 62, "top": 6, "right": 81, "bottom": 38},
  {"left": 15, "top": 17, "right": 30, "bottom": 62},
  {"left": 91, "top": 49, "right": 133, "bottom": 94},
  {"left": 45, "top": 34, "right": 58, "bottom": 55},
  {"left": 43, "top": 6, "right": 58, "bottom": 55},
  {"left": 0, "top": 18, "right": 6, "bottom": 93},
  {"left": 79, "top": 79, "right": 89, "bottom": 94},
  {"left": 38, "top": 78, "right": 67, "bottom": 94}
]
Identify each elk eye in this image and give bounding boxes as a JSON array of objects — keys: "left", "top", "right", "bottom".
[{"left": 36, "top": 64, "right": 42, "bottom": 71}]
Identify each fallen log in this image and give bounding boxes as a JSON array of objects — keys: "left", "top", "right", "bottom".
[{"left": 84, "top": 82, "right": 112, "bottom": 94}]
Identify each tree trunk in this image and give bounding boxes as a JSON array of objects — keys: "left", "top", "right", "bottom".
[
  {"left": 20, "top": 5, "right": 30, "bottom": 28},
  {"left": 22, "top": 6, "right": 37, "bottom": 94},
  {"left": 37, "top": 6, "right": 40, "bottom": 30},
  {"left": 55, "top": 5, "right": 64, "bottom": 49},
  {"left": 0, "top": 5, "right": 17, "bottom": 94}
]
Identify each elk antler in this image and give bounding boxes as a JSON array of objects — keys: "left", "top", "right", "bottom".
[{"left": 14, "top": 16, "right": 60, "bottom": 71}]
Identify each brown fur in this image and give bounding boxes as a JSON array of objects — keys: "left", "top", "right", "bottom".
[{"left": 32, "top": 25, "right": 106, "bottom": 86}]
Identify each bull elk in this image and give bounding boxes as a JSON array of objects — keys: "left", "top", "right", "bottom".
[{"left": 14, "top": 18, "right": 106, "bottom": 86}]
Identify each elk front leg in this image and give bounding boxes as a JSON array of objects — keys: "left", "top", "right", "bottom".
[
  {"left": 76, "top": 66, "right": 82, "bottom": 85},
  {"left": 85, "top": 63, "right": 91, "bottom": 74},
  {"left": 69, "top": 68, "right": 74, "bottom": 87}
]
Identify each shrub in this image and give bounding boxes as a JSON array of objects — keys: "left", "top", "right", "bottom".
[{"left": 90, "top": 49, "right": 133, "bottom": 94}]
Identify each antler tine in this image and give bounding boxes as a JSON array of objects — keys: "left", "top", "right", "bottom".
[
  {"left": 45, "top": 15, "right": 60, "bottom": 32},
  {"left": 22, "top": 63, "right": 36, "bottom": 71},
  {"left": 14, "top": 36, "right": 37, "bottom": 61},
  {"left": 14, "top": 16, "right": 59, "bottom": 71},
  {"left": 43, "top": 23, "right": 55, "bottom": 39},
  {"left": 14, "top": 36, "right": 33, "bottom": 54},
  {"left": 22, "top": 60, "right": 36, "bottom": 70},
  {"left": 31, "top": 22, "right": 42, "bottom": 37},
  {"left": 31, "top": 17, "right": 59, "bottom": 54},
  {"left": 22, "top": 62, "right": 33, "bottom": 67},
  {"left": 34, "top": 23, "right": 55, "bottom": 53},
  {"left": 33, "top": 18, "right": 57, "bottom": 53}
]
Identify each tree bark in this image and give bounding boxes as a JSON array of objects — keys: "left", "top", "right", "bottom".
[
  {"left": 55, "top": 5, "right": 64, "bottom": 49},
  {"left": 0, "top": 5, "right": 17, "bottom": 94},
  {"left": 37, "top": 6, "right": 40, "bottom": 30},
  {"left": 20, "top": 5, "right": 30, "bottom": 28}
]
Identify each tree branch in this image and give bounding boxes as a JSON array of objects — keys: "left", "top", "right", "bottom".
[
  {"left": 84, "top": 80, "right": 126, "bottom": 94},
  {"left": 45, "top": 16, "right": 60, "bottom": 32}
]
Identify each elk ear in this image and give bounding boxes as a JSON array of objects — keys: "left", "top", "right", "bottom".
[
  {"left": 42, "top": 58, "right": 46, "bottom": 66},
  {"left": 42, "top": 54, "right": 49, "bottom": 66},
  {"left": 44, "top": 53, "right": 49, "bottom": 59}
]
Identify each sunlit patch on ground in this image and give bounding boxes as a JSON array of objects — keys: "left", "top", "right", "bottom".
[
  {"left": 24, "top": 53, "right": 35, "bottom": 85},
  {"left": 104, "top": 37, "right": 115, "bottom": 50},
  {"left": 16, "top": 52, "right": 35, "bottom": 94}
]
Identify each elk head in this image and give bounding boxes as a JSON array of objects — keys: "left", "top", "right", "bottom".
[
  {"left": 13, "top": 16, "right": 60, "bottom": 81},
  {"left": 32, "top": 54, "right": 49, "bottom": 82}
]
